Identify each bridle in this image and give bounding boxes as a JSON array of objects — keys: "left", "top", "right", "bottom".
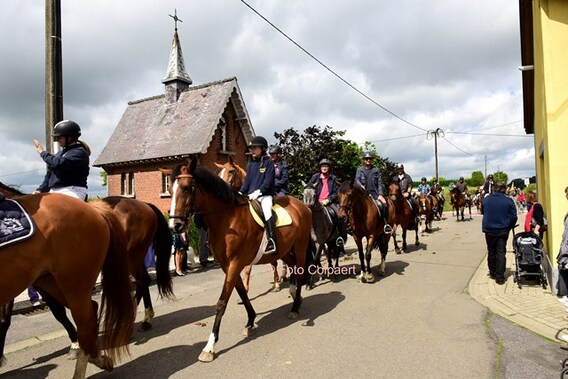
[{"left": 169, "top": 174, "right": 196, "bottom": 224}]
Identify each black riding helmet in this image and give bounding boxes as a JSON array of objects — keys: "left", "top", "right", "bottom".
[
  {"left": 53, "top": 120, "right": 81, "bottom": 140},
  {"left": 319, "top": 158, "right": 332, "bottom": 167},
  {"left": 249, "top": 136, "right": 268, "bottom": 149},
  {"left": 268, "top": 145, "right": 282, "bottom": 154},
  {"left": 362, "top": 151, "right": 374, "bottom": 159},
  {"left": 421, "top": 177, "right": 427, "bottom": 182}
]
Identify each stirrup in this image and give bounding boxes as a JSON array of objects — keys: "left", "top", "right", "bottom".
[
  {"left": 336, "top": 237, "right": 344, "bottom": 246},
  {"left": 383, "top": 224, "right": 393, "bottom": 235},
  {"left": 264, "top": 239, "right": 277, "bottom": 255}
]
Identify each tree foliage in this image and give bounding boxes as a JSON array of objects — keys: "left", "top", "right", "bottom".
[
  {"left": 470, "top": 171, "right": 484, "bottom": 186},
  {"left": 273, "top": 125, "right": 395, "bottom": 197},
  {"left": 493, "top": 171, "right": 508, "bottom": 185}
]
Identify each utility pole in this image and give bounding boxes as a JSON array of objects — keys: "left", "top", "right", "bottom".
[
  {"left": 427, "top": 128, "right": 444, "bottom": 182},
  {"left": 45, "top": 0, "right": 63, "bottom": 155},
  {"left": 484, "top": 155, "right": 487, "bottom": 177}
]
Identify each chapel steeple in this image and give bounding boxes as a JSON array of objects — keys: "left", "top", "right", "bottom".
[{"left": 162, "top": 10, "right": 192, "bottom": 103}]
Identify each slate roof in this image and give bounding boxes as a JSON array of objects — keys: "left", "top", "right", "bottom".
[{"left": 94, "top": 77, "right": 254, "bottom": 167}]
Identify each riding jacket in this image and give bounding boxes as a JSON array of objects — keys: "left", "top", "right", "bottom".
[
  {"left": 355, "top": 165, "right": 383, "bottom": 199},
  {"left": 393, "top": 172, "right": 413, "bottom": 195},
  {"left": 37, "top": 142, "right": 90, "bottom": 192},
  {"left": 273, "top": 159, "right": 289, "bottom": 195},
  {"left": 240, "top": 155, "right": 275, "bottom": 196},
  {"left": 455, "top": 181, "right": 469, "bottom": 194},
  {"left": 309, "top": 172, "right": 339, "bottom": 204},
  {"left": 483, "top": 180, "right": 494, "bottom": 195}
]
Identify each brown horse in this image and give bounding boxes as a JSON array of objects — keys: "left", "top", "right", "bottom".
[
  {"left": 416, "top": 193, "right": 433, "bottom": 233},
  {"left": 388, "top": 181, "right": 419, "bottom": 253},
  {"left": 450, "top": 188, "right": 472, "bottom": 221},
  {"left": 337, "top": 180, "right": 395, "bottom": 282},
  {"left": 167, "top": 159, "right": 313, "bottom": 362},
  {"left": 0, "top": 194, "right": 135, "bottom": 378},
  {"left": 215, "top": 158, "right": 285, "bottom": 292},
  {"left": 427, "top": 193, "right": 441, "bottom": 221}
]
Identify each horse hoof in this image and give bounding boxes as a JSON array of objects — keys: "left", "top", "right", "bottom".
[
  {"left": 242, "top": 326, "right": 256, "bottom": 336},
  {"left": 66, "top": 348, "right": 80, "bottom": 360},
  {"left": 137, "top": 321, "right": 153, "bottom": 332},
  {"left": 415, "top": 241, "right": 420, "bottom": 246},
  {"left": 288, "top": 311, "right": 299, "bottom": 320},
  {"left": 272, "top": 285, "right": 281, "bottom": 292},
  {"left": 90, "top": 355, "right": 114, "bottom": 371},
  {"left": 365, "top": 273, "right": 375, "bottom": 283},
  {"left": 198, "top": 350, "right": 215, "bottom": 363},
  {"left": 395, "top": 249, "right": 401, "bottom": 255}
]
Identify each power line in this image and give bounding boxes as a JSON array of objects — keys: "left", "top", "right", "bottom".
[
  {"left": 445, "top": 131, "right": 531, "bottom": 137},
  {"left": 239, "top": 0, "right": 428, "bottom": 132},
  {"left": 368, "top": 133, "right": 425, "bottom": 143},
  {"left": 0, "top": 168, "right": 44, "bottom": 178}
]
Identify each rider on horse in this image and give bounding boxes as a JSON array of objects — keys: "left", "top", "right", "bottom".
[
  {"left": 309, "top": 158, "right": 345, "bottom": 244},
  {"left": 269, "top": 145, "right": 289, "bottom": 196},
  {"left": 417, "top": 177, "right": 431, "bottom": 195},
  {"left": 240, "top": 136, "right": 278, "bottom": 255},
  {"left": 355, "top": 151, "right": 392, "bottom": 234},
  {"left": 393, "top": 163, "right": 419, "bottom": 218},
  {"left": 483, "top": 174, "right": 495, "bottom": 197},
  {"left": 454, "top": 176, "right": 471, "bottom": 202}
]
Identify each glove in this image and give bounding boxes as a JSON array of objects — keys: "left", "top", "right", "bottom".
[
  {"left": 248, "top": 189, "right": 262, "bottom": 201},
  {"left": 320, "top": 199, "right": 330, "bottom": 206}
]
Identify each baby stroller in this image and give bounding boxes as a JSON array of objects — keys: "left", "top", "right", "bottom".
[{"left": 512, "top": 231, "right": 547, "bottom": 289}]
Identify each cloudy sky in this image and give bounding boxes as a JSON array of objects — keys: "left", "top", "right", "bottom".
[{"left": 0, "top": 0, "right": 534, "bottom": 196}]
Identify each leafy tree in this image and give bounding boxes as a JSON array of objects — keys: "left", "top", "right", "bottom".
[
  {"left": 493, "top": 171, "right": 508, "bottom": 185},
  {"left": 100, "top": 170, "right": 107, "bottom": 186},
  {"left": 470, "top": 171, "right": 484, "bottom": 186},
  {"left": 274, "top": 125, "right": 395, "bottom": 197}
]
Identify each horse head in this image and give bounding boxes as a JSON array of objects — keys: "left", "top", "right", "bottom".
[
  {"left": 337, "top": 180, "right": 354, "bottom": 220},
  {"left": 417, "top": 193, "right": 429, "bottom": 213},
  {"left": 302, "top": 181, "right": 316, "bottom": 208},
  {"left": 388, "top": 180, "right": 402, "bottom": 202},
  {"left": 214, "top": 157, "right": 246, "bottom": 190}
]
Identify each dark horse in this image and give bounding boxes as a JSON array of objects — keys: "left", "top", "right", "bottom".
[
  {"left": 388, "top": 180, "right": 419, "bottom": 253},
  {"left": 302, "top": 181, "right": 344, "bottom": 287},
  {"left": 337, "top": 180, "right": 395, "bottom": 283},
  {"left": 0, "top": 194, "right": 173, "bottom": 364},
  {"left": 0, "top": 194, "right": 135, "bottom": 378},
  {"left": 450, "top": 188, "right": 472, "bottom": 221},
  {"left": 166, "top": 159, "right": 313, "bottom": 362}
]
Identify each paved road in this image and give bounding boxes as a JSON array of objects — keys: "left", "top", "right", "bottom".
[{"left": 0, "top": 214, "right": 566, "bottom": 378}]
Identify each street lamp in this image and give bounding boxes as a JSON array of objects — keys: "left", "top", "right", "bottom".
[{"left": 427, "top": 128, "right": 444, "bottom": 182}]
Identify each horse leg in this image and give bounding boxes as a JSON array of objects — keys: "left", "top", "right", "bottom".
[
  {"left": 364, "top": 237, "right": 375, "bottom": 283},
  {"left": 353, "top": 236, "right": 367, "bottom": 282},
  {"left": 198, "top": 263, "right": 240, "bottom": 363},
  {"left": 136, "top": 270, "right": 155, "bottom": 332},
  {"left": 280, "top": 261, "right": 289, "bottom": 282},
  {"left": 0, "top": 300, "right": 15, "bottom": 367},
  {"left": 378, "top": 234, "right": 389, "bottom": 275},
  {"left": 402, "top": 228, "right": 408, "bottom": 252},
  {"left": 42, "top": 294, "right": 80, "bottom": 359},
  {"left": 392, "top": 226, "right": 402, "bottom": 254},
  {"left": 243, "top": 265, "right": 252, "bottom": 293},
  {"left": 271, "top": 261, "right": 281, "bottom": 292},
  {"left": 414, "top": 224, "right": 420, "bottom": 246},
  {"left": 234, "top": 275, "right": 257, "bottom": 336}
]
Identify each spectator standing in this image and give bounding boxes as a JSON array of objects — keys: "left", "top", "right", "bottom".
[
  {"left": 482, "top": 182, "right": 518, "bottom": 285},
  {"left": 524, "top": 190, "right": 546, "bottom": 239}
]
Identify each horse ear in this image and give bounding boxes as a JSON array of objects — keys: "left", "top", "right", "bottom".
[
  {"left": 214, "top": 162, "right": 223, "bottom": 169},
  {"left": 188, "top": 158, "right": 197, "bottom": 174},
  {"left": 228, "top": 155, "right": 235, "bottom": 165},
  {"left": 301, "top": 180, "right": 306, "bottom": 187},
  {"left": 159, "top": 168, "right": 172, "bottom": 176}
]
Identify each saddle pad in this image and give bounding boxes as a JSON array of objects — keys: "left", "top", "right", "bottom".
[
  {"left": 0, "top": 199, "right": 35, "bottom": 248},
  {"left": 249, "top": 203, "right": 292, "bottom": 228}
]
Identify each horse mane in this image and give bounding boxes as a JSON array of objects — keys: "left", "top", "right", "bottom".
[
  {"left": 169, "top": 164, "right": 185, "bottom": 184},
  {"left": 0, "top": 182, "right": 25, "bottom": 196},
  {"left": 339, "top": 180, "right": 352, "bottom": 193},
  {"left": 193, "top": 167, "right": 237, "bottom": 204}
]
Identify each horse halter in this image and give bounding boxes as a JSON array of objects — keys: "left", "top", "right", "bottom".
[{"left": 170, "top": 174, "right": 197, "bottom": 224}]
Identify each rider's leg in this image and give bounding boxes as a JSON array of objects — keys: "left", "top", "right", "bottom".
[
  {"left": 378, "top": 200, "right": 392, "bottom": 234},
  {"left": 260, "top": 195, "right": 277, "bottom": 254},
  {"left": 328, "top": 203, "right": 344, "bottom": 246}
]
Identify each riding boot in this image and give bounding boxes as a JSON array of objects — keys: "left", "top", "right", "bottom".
[
  {"left": 264, "top": 217, "right": 278, "bottom": 255},
  {"left": 335, "top": 224, "right": 345, "bottom": 246},
  {"left": 378, "top": 201, "right": 392, "bottom": 234}
]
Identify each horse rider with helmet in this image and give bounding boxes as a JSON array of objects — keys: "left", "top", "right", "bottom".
[
  {"left": 268, "top": 145, "right": 289, "bottom": 196},
  {"left": 393, "top": 163, "right": 419, "bottom": 217},
  {"left": 33, "top": 120, "right": 91, "bottom": 201},
  {"left": 431, "top": 178, "right": 444, "bottom": 203},
  {"left": 240, "top": 136, "right": 278, "bottom": 255},
  {"left": 483, "top": 174, "right": 495, "bottom": 197},
  {"left": 355, "top": 151, "right": 392, "bottom": 234},
  {"left": 417, "top": 177, "right": 431, "bottom": 196},
  {"left": 309, "top": 158, "right": 346, "bottom": 245},
  {"left": 454, "top": 176, "right": 471, "bottom": 201}
]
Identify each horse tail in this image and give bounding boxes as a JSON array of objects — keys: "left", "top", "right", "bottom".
[
  {"left": 146, "top": 202, "right": 174, "bottom": 299},
  {"left": 96, "top": 206, "right": 135, "bottom": 363},
  {"left": 303, "top": 237, "right": 317, "bottom": 285}
]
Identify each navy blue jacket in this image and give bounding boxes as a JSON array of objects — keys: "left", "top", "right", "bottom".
[
  {"left": 273, "top": 160, "right": 289, "bottom": 195},
  {"left": 38, "top": 142, "right": 90, "bottom": 192},
  {"left": 355, "top": 165, "right": 383, "bottom": 199},
  {"left": 240, "top": 155, "right": 275, "bottom": 196},
  {"left": 309, "top": 172, "right": 339, "bottom": 204},
  {"left": 393, "top": 173, "right": 413, "bottom": 194},
  {"left": 482, "top": 192, "right": 517, "bottom": 233}
]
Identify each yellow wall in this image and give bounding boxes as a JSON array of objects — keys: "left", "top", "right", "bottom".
[{"left": 532, "top": 0, "right": 568, "bottom": 264}]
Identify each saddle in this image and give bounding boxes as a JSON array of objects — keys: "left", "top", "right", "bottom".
[
  {"left": 0, "top": 199, "right": 35, "bottom": 248},
  {"left": 249, "top": 201, "right": 292, "bottom": 228}
]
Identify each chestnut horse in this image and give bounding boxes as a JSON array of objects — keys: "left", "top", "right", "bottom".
[
  {"left": 215, "top": 158, "right": 285, "bottom": 292},
  {"left": 388, "top": 181, "right": 419, "bottom": 253},
  {"left": 0, "top": 195, "right": 173, "bottom": 364},
  {"left": 0, "top": 194, "right": 134, "bottom": 378},
  {"left": 416, "top": 193, "right": 433, "bottom": 233},
  {"left": 450, "top": 188, "right": 472, "bottom": 221},
  {"left": 337, "top": 180, "right": 395, "bottom": 283},
  {"left": 167, "top": 160, "right": 313, "bottom": 362},
  {"left": 427, "top": 193, "right": 441, "bottom": 221}
]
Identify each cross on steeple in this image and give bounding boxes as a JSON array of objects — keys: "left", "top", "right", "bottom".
[{"left": 169, "top": 9, "right": 183, "bottom": 31}]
